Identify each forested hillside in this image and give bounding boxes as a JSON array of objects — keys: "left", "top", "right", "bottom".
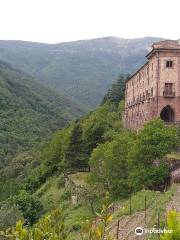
[
  {"left": 0, "top": 60, "right": 84, "bottom": 167},
  {"left": 0, "top": 37, "right": 161, "bottom": 108},
  {"left": 1, "top": 73, "right": 179, "bottom": 240}
]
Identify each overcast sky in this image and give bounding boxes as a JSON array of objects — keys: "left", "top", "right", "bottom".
[{"left": 0, "top": 0, "right": 179, "bottom": 43}]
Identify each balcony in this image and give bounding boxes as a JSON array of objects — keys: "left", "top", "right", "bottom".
[{"left": 163, "top": 91, "right": 175, "bottom": 98}]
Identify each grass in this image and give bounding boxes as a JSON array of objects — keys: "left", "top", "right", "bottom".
[
  {"left": 35, "top": 175, "right": 66, "bottom": 212},
  {"left": 35, "top": 171, "right": 90, "bottom": 213},
  {"left": 34, "top": 173, "right": 94, "bottom": 240},
  {"left": 148, "top": 185, "right": 176, "bottom": 225},
  {"left": 68, "top": 172, "right": 89, "bottom": 186},
  {"left": 115, "top": 190, "right": 160, "bottom": 218},
  {"left": 115, "top": 185, "right": 176, "bottom": 219},
  {"left": 146, "top": 186, "right": 177, "bottom": 240},
  {"left": 166, "top": 152, "right": 180, "bottom": 160},
  {"left": 112, "top": 186, "right": 176, "bottom": 240},
  {"left": 65, "top": 204, "right": 94, "bottom": 240},
  {"left": 64, "top": 186, "right": 176, "bottom": 240},
  {"left": 34, "top": 173, "right": 177, "bottom": 240}
]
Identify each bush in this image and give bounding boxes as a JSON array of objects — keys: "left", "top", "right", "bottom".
[
  {"left": 60, "top": 190, "right": 71, "bottom": 201},
  {"left": 0, "top": 204, "right": 23, "bottom": 230},
  {"left": 25, "top": 164, "right": 58, "bottom": 193},
  {"left": 1, "top": 209, "right": 69, "bottom": 240},
  {"left": 11, "top": 191, "right": 44, "bottom": 225},
  {"left": 71, "top": 223, "right": 82, "bottom": 231},
  {"left": 160, "top": 211, "right": 180, "bottom": 240}
]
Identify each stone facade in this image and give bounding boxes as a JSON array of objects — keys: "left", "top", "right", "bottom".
[{"left": 123, "top": 40, "right": 180, "bottom": 129}]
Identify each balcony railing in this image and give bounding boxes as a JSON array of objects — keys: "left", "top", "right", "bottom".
[{"left": 163, "top": 91, "right": 175, "bottom": 98}]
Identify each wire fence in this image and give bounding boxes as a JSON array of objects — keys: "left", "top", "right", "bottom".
[{"left": 113, "top": 195, "right": 168, "bottom": 240}]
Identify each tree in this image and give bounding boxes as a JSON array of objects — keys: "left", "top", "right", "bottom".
[
  {"left": 80, "top": 185, "right": 106, "bottom": 214},
  {"left": 84, "top": 122, "right": 106, "bottom": 155},
  {"left": 89, "top": 131, "right": 134, "bottom": 198},
  {"left": 102, "top": 73, "right": 130, "bottom": 105},
  {"left": 128, "top": 119, "right": 178, "bottom": 191},
  {"left": 65, "top": 122, "right": 87, "bottom": 168},
  {"left": 104, "top": 133, "right": 134, "bottom": 198},
  {"left": 11, "top": 191, "right": 44, "bottom": 225},
  {"left": 83, "top": 104, "right": 121, "bottom": 156},
  {"left": 0, "top": 204, "right": 24, "bottom": 230}
]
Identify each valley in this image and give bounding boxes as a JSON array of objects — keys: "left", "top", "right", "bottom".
[
  {"left": 0, "top": 37, "right": 161, "bottom": 108},
  {"left": 0, "top": 60, "right": 84, "bottom": 166},
  {"left": 0, "top": 37, "right": 180, "bottom": 240}
]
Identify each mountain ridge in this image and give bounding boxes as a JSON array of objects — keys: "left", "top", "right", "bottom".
[{"left": 0, "top": 37, "right": 163, "bottom": 108}]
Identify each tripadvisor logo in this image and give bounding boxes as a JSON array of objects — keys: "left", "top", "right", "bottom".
[
  {"left": 135, "top": 226, "right": 173, "bottom": 236},
  {"left": 135, "top": 227, "right": 144, "bottom": 236}
]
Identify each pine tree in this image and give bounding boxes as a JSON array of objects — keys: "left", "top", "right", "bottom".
[
  {"left": 65, "top": 122, "right": 87, "bottom": 169},
  {"left": 102, "top": 73, "right": 130, "bottom": 105}
]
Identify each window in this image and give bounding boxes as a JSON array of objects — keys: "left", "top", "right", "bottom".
[
  {"left": 151, "top": 87, "right": 153, "bottom": 96},
  {"left": 146, "top": 90, "right": 149, "bottom": 99},
  {"left": 164, "top": 83, "right": 173, "bottom": 93},
  {"left": 166, "top": 60, "right": 173, "bottom": 68}
]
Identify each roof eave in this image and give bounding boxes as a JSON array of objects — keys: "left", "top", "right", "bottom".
[
  {"left": 146, "top": 48, "right": 180, "bottom": 59},
  {"left": 146, "top": 49, "right": 155, "bottom": 59}
]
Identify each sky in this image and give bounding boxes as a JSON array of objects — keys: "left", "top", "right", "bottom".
[{"left": 0, "top": 0, "right": 179, "bottom": 44}]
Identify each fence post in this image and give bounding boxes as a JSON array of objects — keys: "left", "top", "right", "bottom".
[
  {"left": 157, "top": 212, "right": 160, "bottom": 240},
  {"left": 130, "top": 195, "right": 132, "bottom": 215},
  {"left": 145, "top": 196, "right": 147, "bottom": 224},
  {"left": 116, "top": 219, "right": 120, "bottom": 240}
]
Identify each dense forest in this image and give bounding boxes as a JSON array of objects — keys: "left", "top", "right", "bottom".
[
  {"left": 0, "top": 72, "right": 180, "bottom": 240},
  {"left": 0, "top": 37, "right": 161, "bottom": 108},
  {"left": 0, "top": 60, "right": 84, "bottom": 167}
]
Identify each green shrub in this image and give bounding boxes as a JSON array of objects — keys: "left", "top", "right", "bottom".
[
  {"left": 11, "top": 191, "right": 44, "bottom": 225},
  {"left": 160, "top": 211, "right": 180, "bottom": 240},
  {"left": 1, "top": 209, "right": 69, "bottom": 240},
  {"left": 0, "top": 204, "right": 23, "bottom": 230},
  {"left": 60, "top": 190, "right": 71, "bottom": 201},
  {"left": 71, "top": 223, "right": 82, "bottom": 232}
]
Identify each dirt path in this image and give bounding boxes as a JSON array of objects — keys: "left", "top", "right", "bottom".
[
  {"left": 108, "top": 210, "right": 150, "bottom": 240},
  {"left": 108, "top": 185, "right": 180, "bottom": 240},
  {"left": 166, "top": 184, "right": 180, "bottom": 214},
  {"left": 117, "top": 212, "right": 146, "bottom": 240}
]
